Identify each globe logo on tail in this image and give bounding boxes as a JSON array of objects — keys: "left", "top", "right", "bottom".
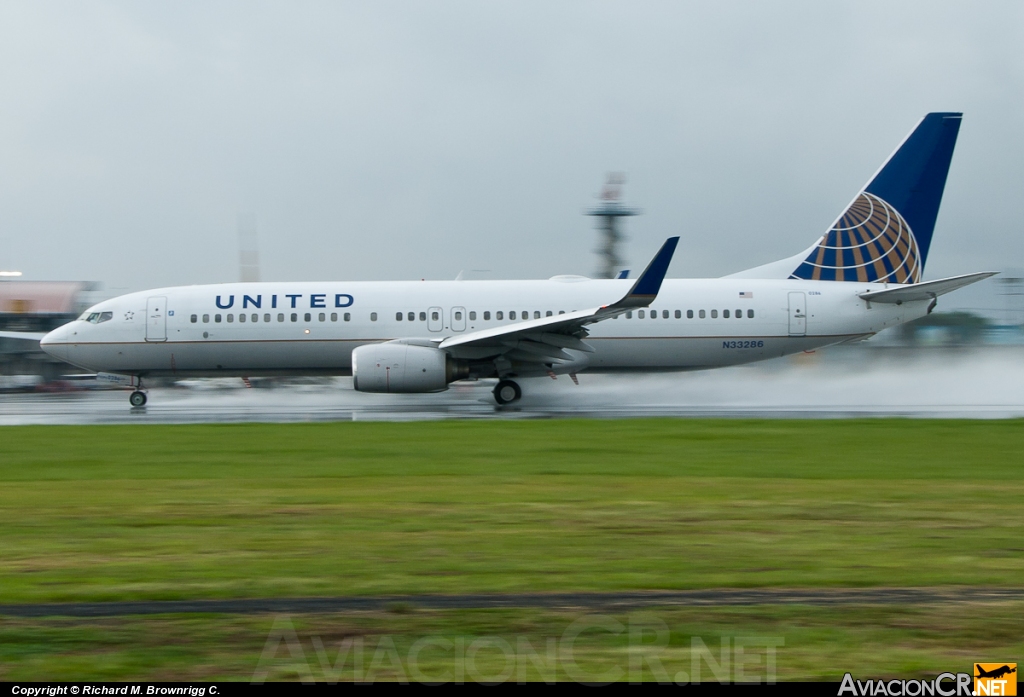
[{"left": 790, "top": 192, "right": 922, "bottom": 284}]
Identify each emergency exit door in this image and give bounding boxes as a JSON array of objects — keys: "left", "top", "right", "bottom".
[
  {"left": 427, "top": 306, "right": 443, "bottom": 332},
  {"left": 788, "top": 292, "right": 806, "bottom": 336},
  {"left": 451, "top": 306, "right": 466, "bottom": 332},
  {"left": 146, "top": 296, "right": 167, "bottom": 342}
]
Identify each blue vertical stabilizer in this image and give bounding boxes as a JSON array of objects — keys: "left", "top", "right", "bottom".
[{"left": 789, "top": 112, "right": 962, "bottom": 283}]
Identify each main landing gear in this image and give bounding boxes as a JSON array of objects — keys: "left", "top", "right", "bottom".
[
  {"left": 493, "top": 379, "right": 522, "bottom": 405},
  {"left": 129, "top": 377, "right": 147, "bottom": 407}
]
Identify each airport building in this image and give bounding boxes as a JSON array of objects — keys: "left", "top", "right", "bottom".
[{"left": 0, "top": 280, "right": 97, "bottom": 385}]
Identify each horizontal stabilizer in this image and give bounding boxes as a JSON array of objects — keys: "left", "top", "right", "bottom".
[
  {"left": 858, "top": 272, "right": 996, "bottom": 304},
  {"left": 0, "top": 331, "right": 47, "bottom": 341}
]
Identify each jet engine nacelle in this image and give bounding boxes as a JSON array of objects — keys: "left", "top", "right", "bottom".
[{"left": 352, "top": 342, "right": 468, "bottom": 393}]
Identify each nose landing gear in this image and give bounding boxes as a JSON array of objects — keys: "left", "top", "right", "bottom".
[{"left": 493, "top": 379, "right": 522, "bottom": 405}]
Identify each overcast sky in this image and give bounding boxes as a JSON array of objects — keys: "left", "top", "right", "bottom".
[{"left": 1, "top": 1, "right": 1022, "bottom": 293}]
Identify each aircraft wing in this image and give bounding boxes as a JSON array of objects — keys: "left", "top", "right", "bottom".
[
  {"left": 438, "top": 237, "right": 679, "bottom": 362},
  {"left": 858, "top": 271, "right": 997, "bottom": 304},
  {"left": 0, "top": 330, "right": 47, "bottom": 341}
]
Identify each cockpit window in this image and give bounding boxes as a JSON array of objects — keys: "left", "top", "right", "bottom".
[{"left": 82, "top": 311, "right": 113, "bottom": 324}]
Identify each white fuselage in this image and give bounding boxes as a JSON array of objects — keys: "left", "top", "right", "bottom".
[{"left": 40, "top": 277, "right": 926, "bottom": 379}]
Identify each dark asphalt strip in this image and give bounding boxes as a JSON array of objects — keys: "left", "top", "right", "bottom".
[{"left": 2, "top": 588, "right": 1023, "bottom": 617}]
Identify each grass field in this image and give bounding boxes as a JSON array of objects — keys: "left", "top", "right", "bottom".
[{"left": 1, "top": 419, "right": 1022, "bottom": 680}]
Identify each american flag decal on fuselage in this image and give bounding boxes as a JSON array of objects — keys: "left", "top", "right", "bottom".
[{"left": 789, "top": 192, "right": 922, "bottom": 284}]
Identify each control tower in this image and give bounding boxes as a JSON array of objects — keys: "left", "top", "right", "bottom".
[{"left": 586, "top": 173, "right": 639, "bottom": 279}]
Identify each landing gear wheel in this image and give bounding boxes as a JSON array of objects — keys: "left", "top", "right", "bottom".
[
  {"left": 129, "top": 391, "right": 147, "bottom": 407},
  {"left": 493, "top": 379, "right": 522, "bottom": 405}
]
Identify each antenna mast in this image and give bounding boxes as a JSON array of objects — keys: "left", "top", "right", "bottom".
[{"left": 238, "top": 213, "right": 261, "bottom": 283}]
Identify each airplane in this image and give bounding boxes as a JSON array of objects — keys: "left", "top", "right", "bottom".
[
  {"left": 24, "top": 111, "right": 994, "bottom": 407},
  {"left": 975, "top": 665, "right": 1016, "bottom": 680}
]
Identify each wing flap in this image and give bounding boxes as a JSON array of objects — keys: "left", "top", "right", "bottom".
[
  {"left": 858, "top": 271, "right": 996, "bottom": 304},
  {"left": 501, "top": 339, "right": 573, "bottom": 361}
]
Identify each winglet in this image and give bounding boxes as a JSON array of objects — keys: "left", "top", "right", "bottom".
[{"left": 610, "top": 237, "right": 679, "bottom": 308}]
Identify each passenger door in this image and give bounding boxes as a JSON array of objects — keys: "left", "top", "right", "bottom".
[
  {"left": 788, "top": 292, "right": 806, "bottom": 336},
  {"left": 146, "top": 296, "right": 168, "bottom": 342}
]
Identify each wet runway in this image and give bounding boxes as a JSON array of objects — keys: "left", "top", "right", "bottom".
[{"left": 3, "top": 348, "right": 1024, "bottom": 424}]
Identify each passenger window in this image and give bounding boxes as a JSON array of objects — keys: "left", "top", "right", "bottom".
[
  {"left": 687, "top": 310, "right": 693, "bottom": 319},
  {"left": 546, "top": 311, "right": 552, "bottom": 317},
  {"left": 331, "top": 313, "right": 337, "bottom": 322},
  {"left": 675, "top": 310, "right": 681, "bottom": 319},
  {"left": 203, "top": 314, "right": 209, "bottom": 323},
  {"left": 396, "top": 312, "right": 403, "bottom": 321},
  {"left": 408, "top": 312, "right": 415, "bottom": 321},
  {"left": 419, "top": 312, "right": 426, "bottom": 321},
  {"left": 239, "top": 313, "right": 246, "bottom": 323},
  {"left": 626, "top": 311, "right": 632, "bottom": 319},
  {"left": 227, "top": 314, "right": 234, "bottom": 323},
  {"left": 469, "top": 311, "right": 476, "bottom": 321},
  {"left": 638, "top": 310, "right": 645, "bottom": 319},
  {"left": 190, "top": 314, "right": 197, "bottom": 323},
  {"left": 278, "top": 313, "right": 285, "bottom": 322},
  {"left": 371, "top": 312, "right": 377, "bottom": 321},
  {"left": 663, "top": 310, "right": 669, "bottom": 319},
  {"left": 522, "top": 310, "right": 528, "bottom": 319},
  {"left": 252, "top": 314, "right": 258, "bottom": 322},
  {"left": 559, "top": 310, "right": 565, "bottom": 315},
  {"left": 735, "top": 309, "right": 742, "bottom": 318},
  {"left": 431, "top": 311, "right": 439, "bottom": 321},
  {"left": 264, "top": 314, "right": 270, "bottom": 323},
  {"left": 496, "top": 311, "right": 503, "bottom": 320},
  {"left": 723, "top": 310, "right": 730, "bottom": 318},
  {"left": 711, "top": 310, "right": 718, "bottom": 318},
  {"left": 455, "top": 311, "right": 462, "bottom": 321},
  {"left": 510, "top": 311, "right": 516, "bottom": 320},
  {"left": 319, "top": 313, "right": 325, "bottom": 322},
  {"left": 652, "top": 311, "right": 657, "bottom": 320},
  {"left": 699, "top": 310, "right": 705, "bottom": 319},
  {"left": 344, "top": 313, "right": 351, "bottom": 321},
  {"left": 304, "top": 313, "right": 311, "bottom": 322},
  {"left": 534, "top": 311, "right": 540, "bottom": 319},
  {"left": 484, "top": 311, "right": 491, "bottom": 320},
  {"left": 291, "top": 313, "right": 297, "bottom": 322},
  {"left": 215, "top": 314, "right": 222, "bottom": 323},
  {"left": 748, "top": 309, "right": 754, "bottom": 318}
]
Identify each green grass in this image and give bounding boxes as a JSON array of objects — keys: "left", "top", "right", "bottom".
[
  {"left": 1, "top": 420, "right": 1022, "bottom": 602},
  {"left": 2, "top": 419, "right": 1023, "bottom": 681}
]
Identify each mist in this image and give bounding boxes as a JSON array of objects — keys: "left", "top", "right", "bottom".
[{"left": 4, "top": 347, "right": 1022, "bottom": 424}]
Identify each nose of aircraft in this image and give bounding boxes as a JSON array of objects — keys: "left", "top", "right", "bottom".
[{"left": 40, "top": 324, "right": 70, "bottom": 362}]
